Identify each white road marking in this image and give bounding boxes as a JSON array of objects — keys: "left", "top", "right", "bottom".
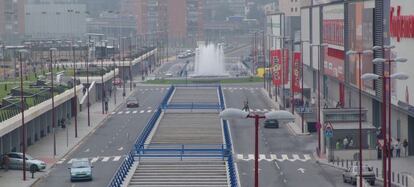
[
  {"left": 113, "top": 156, "right": 121, "bottom": 161},
  {"left": 236, "top": 153, "right": 312, "bottom": 162},
  {"left": 132, "top": 110, "right": 138, "bottom": 114},
  {"left": 101, "top": 157, "right": 110, "bottom": 162},
  {"left": 147, "top": 110, "right": 152, "bottom": 113},
  {"left": 125, "top": 111, "right": 130, "bottom": 114},
  {"left": 67, "top": 159, "right": 74, "bottom": 164},
  {"left": 297, "top": 168, "right": 305, "bottom": 174},
  {"left": 56, "top": 159, "right": 65, "bottom": 164},
  {"left": 255, "top": 109, "right": 261, "bottom": 112},
  {"left": 111, "top": 112, "right": 116, "bottom": 114},
  {"left": 84, "top": 148, "right": 90, "bottom": 153},
  {"left": 140, "top": 110, "right": 145, "bottom": 113},
  {"left": 263, "top": 109, "right": 269, "bottom": 112},
  {"left": 118, "top": 147, "right": 124, "bottom": 151},
  {"left": 90, "top": 157, "right": 99, "bottom": 163},
  {"left": 118, "top": 111, "right": 123, "bottom": 114}
]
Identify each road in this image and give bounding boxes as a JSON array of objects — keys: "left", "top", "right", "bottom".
[
  {"left": 223, "top": 83, "right": 383, "bottom": 187},
  {"left": 34, "top": 85, "right": 168, "bottom": 187}
]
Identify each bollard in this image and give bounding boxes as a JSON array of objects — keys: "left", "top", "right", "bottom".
[
  {"left": 392, "top": 172, "right": 395, "bottom": 182},
  {"left": 398, "top": 173, "right": 400, "bottom": 184},
  {"left": 346, "top": 160, "right": 348, "bottom": 168},
  {"left": 341, "top": 160, "right": 344, "bottom": 167},
  {"left": 376, "top": 168, "right": 379, "bottom": 177}
]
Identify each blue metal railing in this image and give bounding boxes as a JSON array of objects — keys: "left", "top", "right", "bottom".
[
  {"left": 162, "top": 102, "right": 222, "bottom": 110},
  {"left": 108, "top": 151, "right": 134, "bottom": 187},
  {"left": 135, "top": 144, "right": 230, "bottom": 161},
  {"left": 107, "top": 85, "right": 175, "bottom": 187},
  {"left": 218, "top": 85, "right": 238, "bottom": 187}
]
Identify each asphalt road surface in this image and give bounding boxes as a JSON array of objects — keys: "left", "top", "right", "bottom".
[
  {"left": 223, "top": 84, "right": 383, "bottom": 187},
  {"left": 34, "top": 86, "right": 168, "bottom": 187}
]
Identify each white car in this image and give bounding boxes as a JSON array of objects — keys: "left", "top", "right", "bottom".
[
  {"left": 69, "top": 158, "right": 93, "bottom": 181},
  {"left": 1, "top": 152, "right": 46, "bottom": 171}
]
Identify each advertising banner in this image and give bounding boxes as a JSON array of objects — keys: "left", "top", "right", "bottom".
[
  {"left": 323, "top": 4, "right": 345, "bottom": 81},
  {"left": 292, "top": 52, "right": 301, "bottom": 93},
  {"left": 271, "top": 49, "right": 289, "bottom": 86},
  {"left": 390, "top": 1, "right": 414, "bottom": 109}
]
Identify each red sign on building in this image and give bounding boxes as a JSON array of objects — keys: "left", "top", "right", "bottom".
[
  {"left": 271, "top": 49, "right": 289, "bottom": 86},
  {"left": 390, "top": 6, "right": 414, "bottom": 42},
  {"left": 292, "top": 52, "right": 301, "bottom": 93}
]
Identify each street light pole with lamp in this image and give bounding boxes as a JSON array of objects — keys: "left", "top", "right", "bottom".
[
  {"left": 219, "top": 108, "right": 295, "bottom": 187},
  {"left": 18, "top": 49, "right": 28, "bottom": 181},
  {"left": 49, "top": 48, "right": 58, "bottom": 157},
  {"left": 298, "top": 40, "right": 310, "bottom": 133},
  {"left": 370, "top": 47, "right": 407, "bottom": 187},
  {"left": 362, "top": 71, "right": 409, "bottom": 187},
  {"left": 310, "top": 43, "right": 328, "bottom": 156},
  {"left": 346, "top": 49, "right": 373, "bottom": 187}
]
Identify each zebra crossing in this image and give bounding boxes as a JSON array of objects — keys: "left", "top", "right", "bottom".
[
  {"left": 236, "top": 153, "right": 312, "bottom": 162},
  {"left": 247, "top": 108, "right": 276, "bottom": 113},
  {"left": 56, "top": 155, "right": 125, "bottom": 165},
  {"left": 223, "top": 87, "right": 261, "bottom": 90},
  {"left": 111, "top": 109, "right": 153, "bottom": 115},
  {"left": 138, "top": 88, "right": 168, "bottom": 92}
]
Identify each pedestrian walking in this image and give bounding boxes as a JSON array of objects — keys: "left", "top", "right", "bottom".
[
  {"left": 403, "top": 139, "right": 408, "bottom": 156},
  {"left": 242, "top": 100, "right": 250, "bottom": 112},
  {"left": 336, "top": 139, "right": 341, "bottom": 150},
  {"left": 343, "top": 136, "right": 349, "bottom": 149},
  {"left": 2, "top": 154, "right": 9, "bottom": 172},
  {"left": 349, "top": 137, "right": 354, "bottom": 148},
  {"left": 395, "top": 138, "right": 401, "bottom": 157},
  {"left": 105, "top": 100, "right": 109, "bottom": 114}
]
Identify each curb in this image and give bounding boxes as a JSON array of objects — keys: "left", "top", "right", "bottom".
[{"left": 30, "top": 89, "right": 135, "bottom": 187}]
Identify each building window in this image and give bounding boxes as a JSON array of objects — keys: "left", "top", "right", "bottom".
[{"left": 291, "top": 8, "right": 294, "bottom": 12}]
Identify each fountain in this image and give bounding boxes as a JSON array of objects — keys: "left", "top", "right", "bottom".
[{"left": 191, "top": 43, "right": 228, "bottom": 77}]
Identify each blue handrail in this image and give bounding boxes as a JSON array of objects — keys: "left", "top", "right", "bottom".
[{"left": 107, "top": 151, "right": 134, "bottom": 187}]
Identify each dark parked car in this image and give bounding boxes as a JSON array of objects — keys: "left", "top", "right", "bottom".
[
  {"left": 343, "top": 165, "right": 375, "bottom": 185},
  {"left": 264, "top": 119, "right": 279, "bottom": 128},
  {"left": 126, "top": 97, "right": 139, "bottom": 108}
]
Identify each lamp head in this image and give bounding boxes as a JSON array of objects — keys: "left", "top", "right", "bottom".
[
  {"left": 219, "top": 108, "right": 249, "bottom": 120},
  {"left": 394, "top": 57, "right": 408, "bottom": 63},
  {"left": 265, "top": 110, "right": 295, "bottom": 122},
  {"left": 361, "top": 73, "right": 381, "bottom": 81},
  {"left": 346, "top": 50, "right": 357, "bottom": 56},
  {"left": 390, "top": 72, "right": 409, "bottom": 80},
  {"left": 372, "top": 58, "right": 386, "bottom": 64}
]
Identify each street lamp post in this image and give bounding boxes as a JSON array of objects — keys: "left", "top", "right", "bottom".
[
  {"left": 346, "top": 49, "right": 373, "bottom": 187},
  {"left": 299, "top": 40, "right": 310, "bottom": 133},
  {"left": 72, "top": 43, "right": 78, "bottom": 138},
  {"left": 311, "top": 43, "right": 328, "bottom": 156},
  {"left": 220, "top": 108, "right": 295, "bottom": 187},
  {"left": 370, "top": 46, "right": 407, "bottom": 187},
  {"left": 87, "top": 36, "right": 91, "bottom": 127},
  {"left": 18, "top": 49, "right": 28, "bottom": 181},
  {"left": 362, "top": 71, "right": 409, "bottom": 187},
  {"left": 49, "top": 48, "right": 57, "bottom": 157}
]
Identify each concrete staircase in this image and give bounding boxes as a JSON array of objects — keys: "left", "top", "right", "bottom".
[{"left": 128, "top": 160, "right": 229, "bottom": 187}]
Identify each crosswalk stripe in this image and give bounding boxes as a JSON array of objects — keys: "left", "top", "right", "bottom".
[
  {"left": 56, "top": 159, "right": 65, "bottom": 164},
  {"left": 67, "top": 159, "right": 74, "bottom": 164},
  {"left": 101, "top": 157, "right": 110, "bottom": 162},
  {"left": 255, "top": 109, "right": 261, "bottom": 112},
  {"left": 118, "top": 111, "right": 123, "bottom": 114},
  {"left": 140, "top": 110, "right": 145, "bottom": 113},
  {"left": 147, "top": 110, "right": 152, "bottom": 113},
  {"left": 90, "top": 157, "right": 99, "bottom": 163},
  {"left": 125, "top": 111, "right": 130, "bottom": 114},
  {"left": 236, "top": 154, "right": 312, "bottom": 162},
  {"left": 132, "top": 110, "right": 138, "bottom": 114},
  {"left": 113, "top": 156, "right": 121, "bottom": 161},
  {"left": 263, "top": 109, "right": 269, "bottom": 112},
  {"left": 111, "top": 112, "right": 116, "bottom": 114}
]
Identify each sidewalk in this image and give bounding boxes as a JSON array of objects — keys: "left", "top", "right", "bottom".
[
  {"left": 315, "top": 150, "right": 414, "bottom": 187},
  {"left": 0, "top": 86, "right": 134, "bottom": 187}
]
